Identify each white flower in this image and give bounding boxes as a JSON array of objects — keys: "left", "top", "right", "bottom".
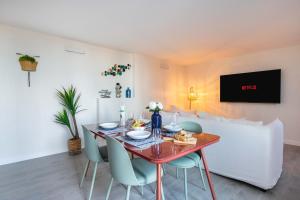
[
  {"left": 149, "top": 101, "right": 156, "bottom": 110},
  {"left": 157, "top": 102, "right": 163, "bottom": 110}
]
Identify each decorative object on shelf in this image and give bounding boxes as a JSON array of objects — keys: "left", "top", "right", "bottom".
[
  {"left": 146, "top": 101, "right": 163, "bottom": 130},
  {"left": 115, "top": 83, "right": 122, "bottom": 98},
  {"left": 125, "top": 87, "right": 131, "bottom": 98},
  {"left": 120, "top": 105, "right": 126, "bottom": 127},
  {"left": 188, "top": 86, "right": 200, "bottom": 109},
  {"left": 99, "top": 89, "right": 111, "bottom": 98},
  {"left": 102, "top": 64, "right": 131, "bottom": 76},
  {"left": 54, "top": 85, "right": 85, "bottom": 155},
  {"left": 17, "top": 53, "right": 39, "bottom": 87}
]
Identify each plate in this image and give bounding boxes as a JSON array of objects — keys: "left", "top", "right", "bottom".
[
  {"left": 126, "top": 130, "right": 151, "bottom": 140},
  {"left": 164, "top": 124, "right": 182, "bottom": 133},
  {"left": 99, "top": 122, "right": 119, "bottom": 130}
]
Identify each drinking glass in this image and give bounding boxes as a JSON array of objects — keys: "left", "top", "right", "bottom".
[
  {"left": 128, "top": 112, "right": 134, "bottom": 120},
  {"left": 139, "top": 112, "right": 146, "bottom": 121},
  {"left": 173, "top": 112, "right": 178, "bottom": 125},
  {"left": 152, "top": 128, "right": 161, "bottom": 141}
]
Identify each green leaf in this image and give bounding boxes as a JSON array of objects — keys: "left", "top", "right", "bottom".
[
  {"left": 56, "top": 85, "right": 81, "bottom": 116},
  {"left": 19, "top": 55, "right": 36, "bottom": 63},
  {"left": 55, "top": 85, "right": 85, "bottom": 138},
  {"left": 54, "top": 109, "right": 75, "bottom": 138}
]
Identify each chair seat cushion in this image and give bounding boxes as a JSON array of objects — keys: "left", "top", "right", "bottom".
[
  {"left": 168, "top": 153, "right": 200, "bottom": 168},
  {"left": 98, "top": 146, "right": 108, "bottom": 162},
  {"left": 132, "top": 158, "right": 161, "bottom": 185}
]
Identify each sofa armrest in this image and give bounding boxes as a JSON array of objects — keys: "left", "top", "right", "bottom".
[{"left": 265, "top": 119, "right": 284, "bottom": 188}]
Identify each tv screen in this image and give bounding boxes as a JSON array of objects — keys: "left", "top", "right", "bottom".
[{"left": 220, "top": 69, "right": 281, "bottom": 103}]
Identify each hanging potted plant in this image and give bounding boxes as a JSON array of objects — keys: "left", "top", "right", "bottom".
[
  {"left": 19, "top": 54, "right": 38, "bottom": 71},
  {"left": 54, "top": 85, "right": 84, "bottom": 155}
]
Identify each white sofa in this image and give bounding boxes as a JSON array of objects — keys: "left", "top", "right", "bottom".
[{"left": 161, "top": 112, "right": 284, "bottom": 190}]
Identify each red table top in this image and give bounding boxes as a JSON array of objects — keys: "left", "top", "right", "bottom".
[{"left": 86, "top": 124, "right": 220, "bottom": 164}]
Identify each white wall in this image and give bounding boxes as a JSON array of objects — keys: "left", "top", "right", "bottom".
[
  {"left": 185, "top": 45, "right": 300, "bottom": 146},
  {"left": 0, "top": 25, "right": 184, "bottom": 165}
]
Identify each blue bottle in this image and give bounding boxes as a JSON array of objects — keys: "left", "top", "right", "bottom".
[
  {"left": 151, "top": 111, "right": 162, "bottom": 130},
  {"left": 126, "top": 87, "right": 131, "bottom": 98}
]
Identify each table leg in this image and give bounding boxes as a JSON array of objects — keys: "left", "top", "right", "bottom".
[
  {"left": 156, "top": 163, "right": 162, "bottom": 200},
  {"left": 199, "top": 149, "right": 217, "bottom": 200}
]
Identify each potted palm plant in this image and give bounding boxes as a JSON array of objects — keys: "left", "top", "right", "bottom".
[{"left": 54, "top": 85, "right": 84, "bottom": 155}]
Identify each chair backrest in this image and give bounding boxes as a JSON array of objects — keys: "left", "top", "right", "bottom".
[
  {"left": 179, "top": 121, "right": 203, "bottom": 133},
  {"left": 105, "top": 136, "right": 139, "bottom": 185},
  {"left": 82, "top": 126, "right": 103, "bottom": 163}
]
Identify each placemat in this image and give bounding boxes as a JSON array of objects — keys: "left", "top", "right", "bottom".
[
  {"left": 116, "top": 135, "right": 164, "bottom": 149},
  {"left": 96, "top": 127, "right": 128, "bottom": 135}
]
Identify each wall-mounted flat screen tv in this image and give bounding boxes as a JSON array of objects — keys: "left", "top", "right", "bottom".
[{"left": 220, "top": 69, "right": 281, "bottom": 103}]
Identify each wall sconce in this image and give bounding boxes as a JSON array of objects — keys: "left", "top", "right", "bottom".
[{"left": 188, "top": 86, "right": 199, "bottom": 109}]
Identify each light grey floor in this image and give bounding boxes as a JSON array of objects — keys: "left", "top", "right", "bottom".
[{"left": 0, "top": 144, "right": 299, "bottom": 200}]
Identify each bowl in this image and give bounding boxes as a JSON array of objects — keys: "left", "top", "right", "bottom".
[
  {"left": 99, "top": 122, "right": 118, "bottom": 130},
  {"left": 132, "top": 126, "right": 146, "bottom": 131},
  {"left": 126, "top": 130, "right": 151, "bottom": 140}
]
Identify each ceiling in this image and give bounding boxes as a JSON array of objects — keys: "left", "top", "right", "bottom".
[{"left": 0, "top": 0, "right": 300, "bottom": 65}]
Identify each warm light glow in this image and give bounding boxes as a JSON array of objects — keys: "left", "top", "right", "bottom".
[
  {"left": 188, "top": 87, "right": 199, "bottom": 100},
  {"left": 188, "top": 86, "right": 201, "bottom": 109}
]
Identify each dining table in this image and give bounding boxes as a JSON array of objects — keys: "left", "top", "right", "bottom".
[{"left": 85, "top": 124, "right": 220, "bottom": 200}]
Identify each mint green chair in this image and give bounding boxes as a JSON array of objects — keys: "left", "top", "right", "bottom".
[
  {"left": 105, "top": 136, "right": 165, "bottom": 200},
  {"left": 80, "top": 126, "right": 108, "bottom": 200},
  {"left": 168, "top": 121, "right": 206, "bottom": 200}
]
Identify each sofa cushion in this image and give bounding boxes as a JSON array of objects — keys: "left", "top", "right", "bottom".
[
  {"left": 160, "top": 111, "right": 177, "bottom": 125},
  {"left": 228, "top": 118, "right": 263, "bottom": 126}
]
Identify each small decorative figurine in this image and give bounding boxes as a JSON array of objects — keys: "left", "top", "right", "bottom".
[{"left": 115, "top": 83, "right": 122, "bottom": 98}]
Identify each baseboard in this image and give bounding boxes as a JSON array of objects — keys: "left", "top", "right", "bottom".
[
  {"left": 0, "top": 148, "right": 68, "bottom": 166},
  {"left": 284, "top": 139, "right": 300, "bottom": 147}
]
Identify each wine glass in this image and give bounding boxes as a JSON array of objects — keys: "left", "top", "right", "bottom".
[
  {"left": 128, "top": 112, "right": 134, "bottom": 120},
  {"left": 152, "top": 128, "right": 161, "bottom": 141}
]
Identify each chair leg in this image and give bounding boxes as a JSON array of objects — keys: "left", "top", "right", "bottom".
[
  {"left": 176, "top": 168, "right": 179, "bottom": 179},
  {"left": 162, "top": 164, "right": 166, "bottom": 175},
  {"left": 161, "top": 182, "right": 165, "bottom": 200},
  {"left": 140, "top": 185, "right": 144, "bottom": 196},
  {"left": 184, "top": 168, "right": 188, "bottom": 200},
  {"left": 150, "top": 183, "right": 155, "bottom": 194},
  {"left": 198, "top": 161, "right": 206, "bottom": 191},
  {"left": 88, "top": 162, "right": 98, "bottom": 200},
  {"left": 80, "top": 160, "right": 90, "bottom": 187},
  {"left": 126, "top": 185, "right": 131, "bottom": 200},
  {"left": 105, "top": 178, "right": 114, "bottom": 200},
  {"left": 85, "top": 160, "right": 91, "bottom": 177}
]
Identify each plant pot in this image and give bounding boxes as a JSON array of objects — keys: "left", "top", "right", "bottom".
[
  {"left": 68, "top": 138, "right": 81, "bottom": 155},
  {"left": 19, "top": 60, "right": 38, "bottom": 71}
]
